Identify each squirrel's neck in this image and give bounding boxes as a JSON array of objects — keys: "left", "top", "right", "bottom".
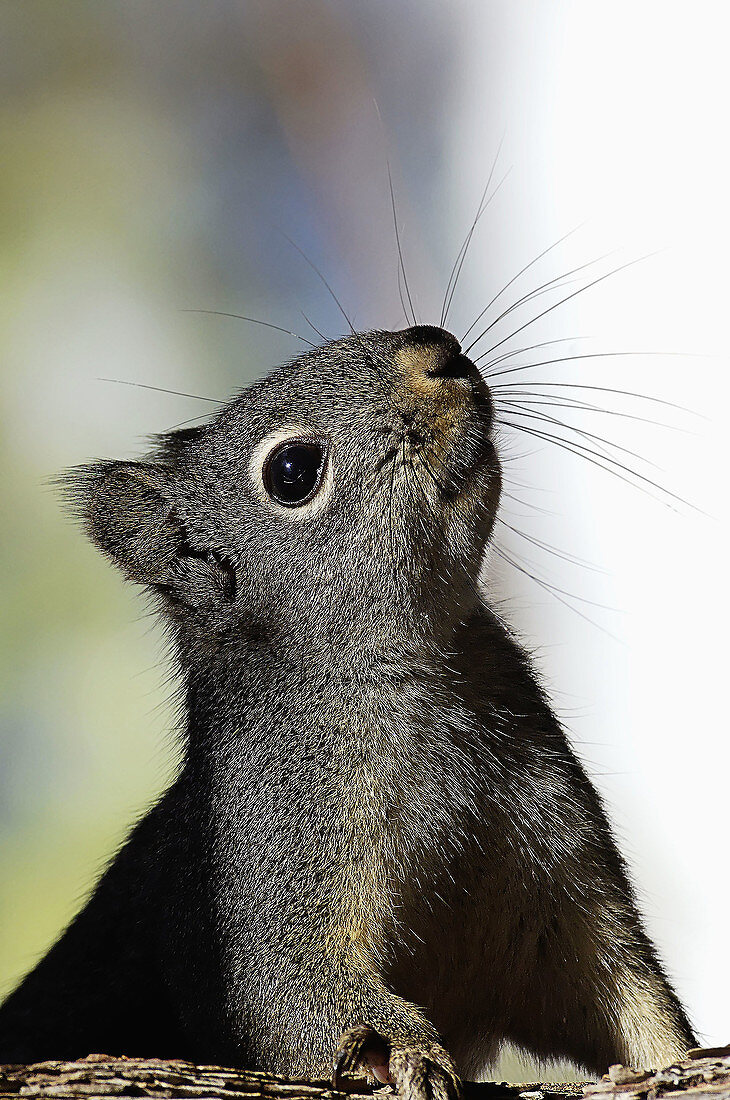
[{"left": 177, "top": 616, "right": 467, "bottom": 760}]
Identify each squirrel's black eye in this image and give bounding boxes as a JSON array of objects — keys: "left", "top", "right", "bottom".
[{"left": 263, "top": 441, "right": 326, "bottom": 507}]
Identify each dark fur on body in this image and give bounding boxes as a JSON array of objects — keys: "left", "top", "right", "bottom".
[{"left": 0, "top": 326, "right": 694, "bottom": 1088}]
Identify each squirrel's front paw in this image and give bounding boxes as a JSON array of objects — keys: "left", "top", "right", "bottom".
[{"left": 333, "top": 1025, "right": 461, "bottom": 1100}]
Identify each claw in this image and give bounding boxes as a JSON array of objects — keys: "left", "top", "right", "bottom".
[
  {"left": 388, "top": 1044, "right": 461, "bottom": 1100},
  {"left": 332, "top": 1047, "right": 350, "bottom": 1091},
  {"left": 333, "top": 1028, "right": 461, "bottom": 1100},
  {"left": 333, "top": 1025, "right": 391, "bottom": 1090}
]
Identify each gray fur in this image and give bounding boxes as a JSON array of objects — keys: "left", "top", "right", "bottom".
[{"left": 0, "top": 326, "right": 694, "bottom": 1088}]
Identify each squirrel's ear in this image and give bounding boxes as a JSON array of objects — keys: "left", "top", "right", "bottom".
[{"left": 63, "top": 461, "right": 182, "bottom": 585}]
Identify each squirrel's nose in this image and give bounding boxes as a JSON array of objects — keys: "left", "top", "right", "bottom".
[
  {"left": 397, "top": 325, "right": 480, "bottom": 384},
  {"left": 426, "top": 352, "right": 476, "bottom": 381}
]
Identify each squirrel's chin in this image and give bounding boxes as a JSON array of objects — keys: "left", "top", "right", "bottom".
[{"left": 434, "top": 436, "right": 501, "bottom": 526}]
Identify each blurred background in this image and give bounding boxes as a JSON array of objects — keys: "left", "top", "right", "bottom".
[{"left": 0, "top": 0, "right": 727, "bottom": 1078}]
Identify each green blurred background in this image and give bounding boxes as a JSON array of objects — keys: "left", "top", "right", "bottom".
[
  {"left": 1, "top": 0, "right": 727, "bottom": 1078},
  {"left": 0, "top": 0, "right": 512, "bottom": 1068}
]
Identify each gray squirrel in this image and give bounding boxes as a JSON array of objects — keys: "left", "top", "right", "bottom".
[{"left": 0, "top": 324, "right": 695, "bottom": 1095}]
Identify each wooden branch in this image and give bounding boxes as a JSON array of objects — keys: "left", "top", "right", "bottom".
[
  {"left": 0, "top": 1056, "right": 580, "bottom": 1100},
  {"left": 0, "top": 1048, "right": 727, "bottom": 1100},
  {"left": 585, "top": 1047, "right": 730, "bottom": 1100}
]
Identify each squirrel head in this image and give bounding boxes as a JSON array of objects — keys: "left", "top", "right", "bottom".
[{"left": 65, "top": 326, "right": 501, "bottom": 660}]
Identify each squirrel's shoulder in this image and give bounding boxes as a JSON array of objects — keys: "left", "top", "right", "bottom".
[{"left": 456, "top": 599, "right": 554, "bottom": 714}]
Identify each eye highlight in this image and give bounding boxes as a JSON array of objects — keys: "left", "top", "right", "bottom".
[{"left": 262, "top": 440, "right": 327, "bottom": 507}]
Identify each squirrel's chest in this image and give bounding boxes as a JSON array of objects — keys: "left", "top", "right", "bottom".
[
  {"left": 317, "top": 685, "right": 502, "bottom": 965},
  {"left": 214, "top": 668, "right": 497, "bottom": 893},
  {"left": 209, "top": 672, "right": 507, "bottom": 968},
  {"left": 309, "top": 677, "right": 489, "bottom": 864}
]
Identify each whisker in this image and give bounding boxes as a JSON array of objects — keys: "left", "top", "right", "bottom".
[
  {"left": 397, "top": 261, "right": 411, "bottom": 331},
  {"left": 373, "top": 96, "right": 417, "bottom": 328},
  {"left": 279, "top": 231, "right": 355, "bottom": 335},
  {"left": 460, "top": 224, "right": 584, "bottom": 345},
  {"left": 495, "top": 516, "right": 608, "bottom": 574},
  {"left": 180, "top": 308, "right": 316, "bottom": 348},
  {"left": 419, "top": 432, "right": 625, "bottom": 636},
  {"left": 498, "top": 403, "right": 665, "bottom": 468},
  {"left": 386, "top": 158, "right": 417, "bottom": 327},
  {"left": 491, "top": 544, "right": 624, "bottom": 642},
  {"left": 500, "top": 488, "right": 559, "bottom": 518},
  {"left": 299, "top": 310, "right": 327, "bottom": 343},
  {"left": 440, "top": 135, "right": 508, "bottom": 327},
  {"left": 494, "top": 393, "right": 687, "bottom": 434},
  {"left": 483, "top": 350, "right": 699, "bottom": 389},
  {"left": 475, "top": 338, "right": 588, "bottom": 378},
  {"left": 159, "top": 412, "right": 215, "bottom": 432},
  {"left": 98, "top": 378, "right": 222, "bottom": 403},
  {"left": 465, "top": 253, "right": 612, "bottom": 358},
  {"left": 493, "top": 542, "right": 619, "bottom": 610},
  {"left": 472, "top": 254, "right": 657, "bottom": 364},
  {"left": 424, "top": 429, "right": 607, "bottom": 576},
  {"left": 500, "top": 416, "right": 694, "bottom": 510},
  {"left": 489, "top": 377, "right": 699, "bottom": 416},
  {"left": 443, "top": 167, "right": 512, "bottom": 331}
]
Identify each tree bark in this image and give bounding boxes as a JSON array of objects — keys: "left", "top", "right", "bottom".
[{"left": 0, "top": 1048, "right": 727, "bottom": 1100}]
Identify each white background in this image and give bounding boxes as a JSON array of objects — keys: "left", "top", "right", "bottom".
[{"left": 452, "top": 2, "right": 729, "bottom": 1047}]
